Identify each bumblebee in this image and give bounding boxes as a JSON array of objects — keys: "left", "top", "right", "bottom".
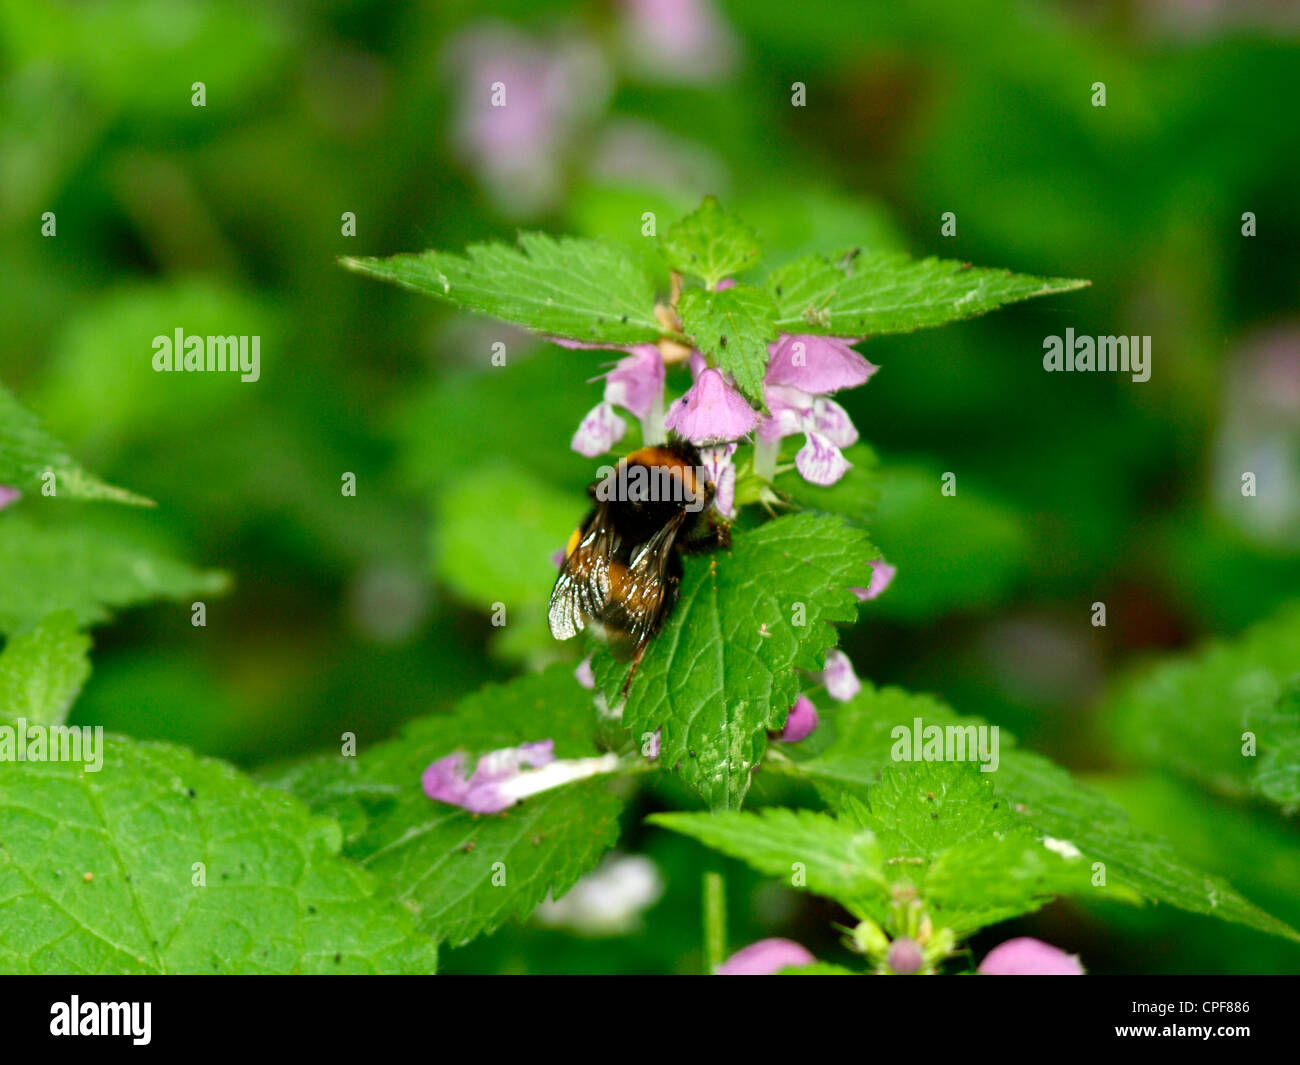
[{"left": 549, "top": 441, "right": 730, "bottom": 663}]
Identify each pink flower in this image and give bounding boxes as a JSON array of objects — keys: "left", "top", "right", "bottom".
[
  {"left": 603, "top": 345, "right": 665, "bottom": 419},
  {"left": 423, "top": 740, "right": 556, "bottom": 814},
  {"left": 759, "top": 384, "right": 858, "bottom": 487},
  {"left": 571, "top": 401, "right": 627, "bottom": 458},
  {"left": 664, "top": 368, "right": 759, "bottom": 444},
  {"left": 423, "top": 739, "right": 622, "bottom": 813},
  {"left": 717, "top": 937, "right": 817, "bottom": 975},
  {"left": 558, "top": 340, "right": 668, "bottom": 457},
  {"left": 575, "top": 656, "right": 596, "bottom": 690},
  {"left": 0, "top": 485, "right": 19, "bottom": 511},
  {"left": 820, "top": 650, "right": 860, "bottom": 702},
  {"left": 777, "top": 694, "right": 819, "bottom": 743},
  {"left": 699, "top": 443, "right": 738, "bottom": 519},
  {"left": 765, "top": 334, "right": 876, "bottom": 393},
  {"left": 851, "top": 559, "right": 897, "bottom": 602},
  {"left": 618, "top": 0, "right": 738, "bottom": 82},
  {"left": 886, "top": 937, "right": 924, "bottom": 975},
  {"left": 977, "top": 937, "right": 1085, "bottom": 975}
]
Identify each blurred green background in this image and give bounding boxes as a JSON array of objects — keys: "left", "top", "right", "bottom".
[{"left": 3, "top": 0, "right": 1299, "bottom": 973}]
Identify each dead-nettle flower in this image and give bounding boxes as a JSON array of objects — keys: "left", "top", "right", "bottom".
[
  {"left": 0, "top": 485, "right": 19, "bottom": 510},
  {"left": 886, "top": 936, "right": 925, "bottom": 975},
  {"left": 820, "top": 648, "right": 861, "bottom": 702},
  {"left": 699, "top": 442, "right": 738, "bottom": 519},
  {"left": 617, "top": 0, "right": 739, "bottom": 83},
  {"left": 777, "top": 693, "right": 819, "bottom": 743},
  {"left": 422, "top": 739, "right": 622, "bottom": 814},
  {"left": 664, "top": 367, "right": 760, "bottom": 444},
  {"left": 445, "top": 27, "right": 610, "bottom": 216},
  {"left": 755, "top": 334, "right": 877, "bottom": 486},
  {"left": 563, "top": 340, "right": 668, "bottom": 457},
  {"left": 852, "top": 558, "right": 897, "bottom": 602},
  {"left": 976, "top": 937, "right": 1085, "bottom": 976},
  {"left": 717, "top": 937, "right": 817, "bottom": 975}
]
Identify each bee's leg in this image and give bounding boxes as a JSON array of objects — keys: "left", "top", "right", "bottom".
[{"left": 619, "top": 642, "right": 648, "bottom": 697}]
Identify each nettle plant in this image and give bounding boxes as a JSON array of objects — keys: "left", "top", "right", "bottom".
[{"left": 1, "top": 197, "right": 1296, "bottom": 975}]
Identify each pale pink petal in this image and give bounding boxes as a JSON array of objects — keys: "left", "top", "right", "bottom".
[
  {"left": 765, "top": 334, "right": 876, "bottom": 394},
  {"left": 717, "top": 937, "right": 817, "bottom": 975},
  {"left": 978, "top": 937, "right": 1085, "bottom": 976},
  {"left": 795, "top": 431, "right": 850, "bottom": 486},
  {"left": 664, "top": 368, "right": 759, "bottom": 444},
  {"left": 572, "top": 401, "right": 627, "bottom": 457}
]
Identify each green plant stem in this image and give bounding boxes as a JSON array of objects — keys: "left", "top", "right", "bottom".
[{"left": 703, "top": 870, "right": 727, "bottom": 973}]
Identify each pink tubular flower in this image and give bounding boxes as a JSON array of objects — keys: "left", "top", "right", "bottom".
[
  {"left": 717, "top": 937, "right": 817, "bottom": 975},
  {"left": 699, "top": 442, "right": 738, "bottom": 519},
  {"left": 766, "top": 334, "right": 877, "bottom": 393},
  {"left": 0, "top": 485, "right": 19, "bottom": 510},
  {"left": 777, "top": 694, "right": 819, "bottom": 743},
  {"left": 886, "top": 937, "right": 924, "bottom": 975},
  {"left": 664, "top": 367, "right": 759, "bottom": 445},
  {"left": 755, "top": 335, "right": 874, "bottom": 487},
  {"left": 977, "top": 937, "right": 1085, "bottom": 975},
  {"left": 422, "top": 741, "right": 623, "bottom": 815},
  {"left": 562, "top": 341, "right": 667, "bottom": 457},
  {"left": 820, "top": 649, "right": 860, "bottom": 702},
  {"left": 851, "top": 559, "right": 897, "bottom": 602},
  {"left": 759, "top": 384, "right": 858, "bottom": 487}
]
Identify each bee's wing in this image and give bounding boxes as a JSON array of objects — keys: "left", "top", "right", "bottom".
[
  {"left": 601, "top": 511, "right": 687, "bottom": 647},
  {"left": 548, "top": 503, "right": 617, "bottom": 641}
]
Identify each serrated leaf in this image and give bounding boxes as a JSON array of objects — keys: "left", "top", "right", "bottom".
[
  {"left": 655, "top": 762, "right": 1091, "bottom": 938},
  {"left": 0, "top": 514, "right": 228, "bottom": 635},
  {"left": 0, "top": 384, "right": 150, "bottom": 505},
  {"left": 342, "top": 234, "right": 662, "bottom": 344},
  {"left": 0, "top": 737, "right": 438, "bottom": 974},
  {"left": 1107, "top": 600, "right": 1300, "bottom": 812},
  {"left": 266, "top": 666, "right": 628, "bottom": 948},
  {"left": 678, "top": 283, "right": 778, "bottom": 402},
  {"left": 775, "top": 683, "right": 1298, "bottom": 942},
  {"left": 0, "top": 611, "right": 90, "bottom": 727},
  {"left": 595, "top": 513, "right": 877, "bottom": 810},
  {"left": 766, "top": 250, "right": 1088, "bottom": 336},
  {"left": 660, "top": 196, "right": 762, "bottom": 287}
]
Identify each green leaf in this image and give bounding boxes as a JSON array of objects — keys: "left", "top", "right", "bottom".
[
  {"left": 0, "top": 611, "right": 90, "bottom": 727},
  {"left": 0, "top": 514, "right": 228, "bottom": 635},
  {"left": 595, "top": 513, "right": 877, "bottom": 810},
  {"left": 678, "top": 283, "right": 778, "bottom": 403},
  {"left": 0, "top": 384, "right": 150, "bottom": 505},
  {"left": 1106, "top": 600, "right": 1300, "bottom": 812},
  {"left": 766, "top": 250, "right": 1089, "bottom": 336},
  {"left": 775, "top": 683, "right": 1299, "bottom": 942},
  {"left": 0, "top": 736, "right": 438, "bottom": 974},
  {"left": 660, "top": 196, "right": 762, "bottom": 288},
  {"left": 266, "top": 666, "right": 629, "bottom": 948},
  {"left": 655, "top": 762, "right": 1092, "bottom": 937},
  {"left": 341, "top": 234, "right": 662, "bottom": 344}
]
